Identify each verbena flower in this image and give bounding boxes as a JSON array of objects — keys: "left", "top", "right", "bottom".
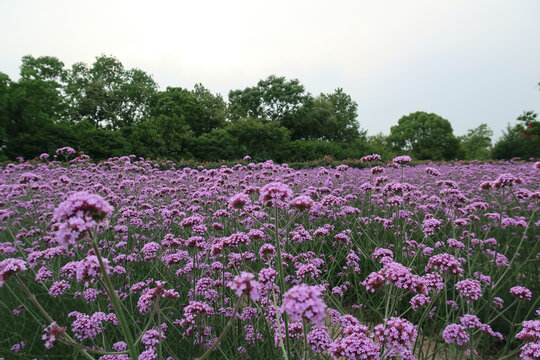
[
  {"left": 53, "top": 191, "right": 113, "bottom": 246},
  {"left": 282, "top": 284, "right": 326, "bottom": 326},
  {"left": 259, "top": 182, "right": 293, "bottom": 207},
  {"left": 228, "top": 272, "right": 260, "bottom": 300},
  {"left": 510, "top": 286, "right": 532, "bottom": 301},
  {"left": 0, "top": 258, "right": 27, "bottom": 287}
]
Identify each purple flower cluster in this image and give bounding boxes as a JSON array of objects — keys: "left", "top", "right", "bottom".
[
  {"left": 53, "top": 191, "right": 113, "bottom": 246},
  {"left": 281, "top": 284, "right": 327, "bottom": 326}
]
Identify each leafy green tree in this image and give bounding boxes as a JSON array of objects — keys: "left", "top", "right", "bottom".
[
  {"left": 321, "top": 88, "right": 363, "bottom": 141},
  {"left": 226, "top": 118, "right": 291, "bottom": 161},
  {"left": 125, "top": 115, "right": 195, "bottom": 160},
  {"left": 0, "top": 72, "right": 11, "bottom": 154},
  {"left": 73, "top": 121, "right": 130, "bottom": 160},
  {"left": 65, "top": 55, "right": 157, "bottom": 129},
  {"left": 3, "top": 56, "right": 72, "bottom": 159},
  {"left": 228, "top": 75, "right": 308, "bottom": 122},
  {"left": 458, "top": 123, "right": 493, "bottom": 160},
  {"left": 388, "top": 111, "right": 460, "bottom": 160},
  {"left": 192, "top": 129, "right": 239, "bottom": 161},
  {"left": 492, "top": 122, "right": 540, "bottom": 160},
  {"left": 150, "top": 85, "right": 226, "bottom": 136},
  {"left": 282, "top": 89, "right": 362, "bottom": 142}
]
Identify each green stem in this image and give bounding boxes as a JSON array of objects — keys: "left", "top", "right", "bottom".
[
  {"left": 198, "top": 294, "right": 243, "bottom": 360},
  {"left": 91, "top": 240, "right": 138, "bottom": 360},
  {"left": 13, "top": 274, "right": 96, "bottom": 360}
]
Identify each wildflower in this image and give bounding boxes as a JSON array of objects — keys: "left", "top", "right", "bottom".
[
  {"left": 259, "top": 182, "right": 293, "bottom": 207},
  {"left": 426, "top": 167, "right": 441, "bottom": 176},
  {"left": 410, "top": 294, "right": 430, "bottom": 311},
  {"left": 282, "top": 284, "right": 327, "bottom": 326},
  {"left": 76, "top": 255, "right": 111, "bottom": 283},
  {"left": 455, "top": 279, "right": 482, "bottom": 302},
  {"left": 228, "top": 193, "right": 251, "bottom": 210},
  {"left": 290, "top": 195, "right": 314, "bottom": 211},
  {"left": 425, "top": 253, "right": 464, "bottom": 275},
  {"left": 516, "top": 320, "right": 540, "bottom": 342},
  {"left": 49, "top": 280, "right": 71, "bottom": 297},
  {"left": 329, "top": 331, "right": 380, "bottom": 360},
  {"left": 360, "top": 154, "right": 382, "bottom": 162},
  {"left": 492, "top": 173, "right": 523, "bottom": 188},
  {"left": 393, "top": 155, "right": 412, "bottom": 164},
  {"left": 374, "top": 317, "right": 417, "bottom": 358},
  {"left": 0, "top": 258, "right": 27, "bottom": 287},
  {"left": 258, "top": 243, "right": 276, "bottom": 263},
  {"left": 56, "top": 146, "right": 75, "bottom": 155},
  {"left": 442, "top": 324, "right": 469, "bottom": 345},
  {"left": 53, "top": 191, "right": 113, "bottom": 246},
  {"left": 228, "top": 272, "right": 260, "bottom": 300},
  {"left": 35, "top": 267, "right": 52, "bottom": 283},
  {"left": 510, "top": 286, "right": 532, "bottom": 301},
  {"left": 42, "top": 322, "right": 66, "bottom": 349}
]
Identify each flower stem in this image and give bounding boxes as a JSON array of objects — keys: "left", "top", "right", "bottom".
[
  {"left": 198, "top": 294, "right": 243, "bottom": 360},
  {"left": 91, "top": 240, "right": 138, "bottom": 360}
]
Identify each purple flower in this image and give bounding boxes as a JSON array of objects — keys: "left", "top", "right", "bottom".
[
  {"left": 282, "top": 284, "right": 327, "bottom": 326},
  {"left": 228, "top": 272, "right": 260, "bottom": 300},
  {"left": 49, "top": 280, "right": 71, "bottom": 297},
  {"left": 42, "top": 322, "right": 66, "bottom": 349},
  {"left": 442, "top": 324, "right": 469, "bottom": 345},
  {"left": 510, "top": 286, "right": 532, "bottom": 301},
  {"left": 0, "top": 258, "right": 27, "bottom": 287},
  {"left": 290, "top": 195, "right": 315, "bottom": 211},
  {"left": 56, "top": 146, "right": 75, "bottom": 155},
  {"left": 374, "top": 317, "right": 417, "bottom": 357},
  {"left": 519, "top": 342, "right": 540, "bottom": 360},
  {"left": 329, "top": 331, "right": 380, "bottom": 360},
  {"left": 455, "top": 279, "right": 482, "bottom": 302},
  {"left": 425, "top": 253, "right": 464, "bottom": 275},
  {"left": 76, "top": 255, "right": 111, "bottom": 283},
  {"left": 259, "top": 182, "right": 293, "bottom": 207},
  {"left": 228, "top": 193, "right": 251, "bottom": 210},
  {"left": 53, "top": 192, "right": 113, "bottom": 246},
  {"left": 307, "top": 326, "right": 332, "bottom": 353},
  {"left": 393, "top": 155, "right": 412, "bottom": 164},
  {"left": 516, "top": 320, "right": 540, "bottom": 342}
]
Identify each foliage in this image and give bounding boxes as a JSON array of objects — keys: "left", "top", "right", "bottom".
[
  {"left": 225, "top": 118, "right": 291, "bottom": 161},
  {"left": 388, "top": 111, "right": 461, "bottom": 160},
  {"left": 492, "top": 122, "right": 540, "bottom": 160},
  {"left": 458, "top": 123, "right": 493, "bottom": 160},
  {"left": 65, "top": 55, "right": 158, "bottom": 129},
  {"left": 228, "top": 75, "right": 309, "bottom": 122}
]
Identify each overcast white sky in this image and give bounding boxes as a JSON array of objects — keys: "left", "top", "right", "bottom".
[{"left": 1, "top": 0, "right": 539, "bottom": 139}]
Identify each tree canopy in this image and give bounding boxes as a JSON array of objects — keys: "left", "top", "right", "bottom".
[{"left": 388, "top": 111, "right": 460, "bottom": 160}]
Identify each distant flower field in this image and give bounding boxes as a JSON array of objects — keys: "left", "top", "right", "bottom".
[{"left": 0, "top": 152, "right": 539, "bottom": 359}]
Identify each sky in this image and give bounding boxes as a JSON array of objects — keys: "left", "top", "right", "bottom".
[{"left": 1, "top": 0, "right": 539, "bottom": 139}]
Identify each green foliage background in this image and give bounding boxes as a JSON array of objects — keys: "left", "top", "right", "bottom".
[{"left": 1, "top": 55, "right": 538, "bottom": 162}]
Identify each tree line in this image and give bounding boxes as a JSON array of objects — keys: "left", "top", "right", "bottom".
[{"left": 0, "top": 55, "right": 538, "bottom": 162}]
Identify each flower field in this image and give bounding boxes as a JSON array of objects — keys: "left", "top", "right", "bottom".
[{"left": 0, "top": 151, "right": 539, "bottom": 359}]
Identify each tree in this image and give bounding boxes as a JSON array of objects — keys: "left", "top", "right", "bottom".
[
  {"left": 65, "top": 55, "right": 157, "bottom": 129},
  {"left": 228, "top": 75, "right": 308, "bottom": 122},
  {"left": 192, "top": 129, "right": 239, "bottom": 161},
  {"left": 281, "top": 88, "right": 362, "bottom": 142},
  {"left": 226, "top": 118, "right": 291, "bottom": 161},
  {"left": 321, "top": 88, "right": 363, "bottom": 141},
  {"left": 388, "top": 111, "right": 460, "bottom": 160},
  {"left": 492, "top": 122, "right": 540, "bottom": 160},
  {"left": 150, "top": 85, "right": 226, "bottom": 136},
  {"left": 458, "top": 123, "right": 493, "bottom": 160},
  {"left": 2, "top": 56, "right": 72, "bottom": 159}
]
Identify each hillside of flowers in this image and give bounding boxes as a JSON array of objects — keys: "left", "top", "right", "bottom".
[{"left": 0, "top": 148, "right": 539, "bottom": 360}]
